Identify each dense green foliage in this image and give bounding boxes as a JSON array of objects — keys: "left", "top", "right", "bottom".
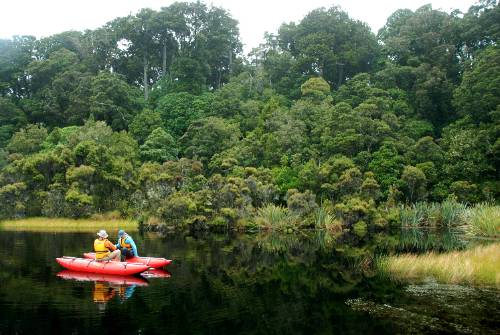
[{"left": 0, "top": 2, "right": 498, "bottom": 231}]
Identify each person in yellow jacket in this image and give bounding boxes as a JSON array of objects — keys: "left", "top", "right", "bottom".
[{"left": 94, "top": 230, "right": 121, "bottom": 261}]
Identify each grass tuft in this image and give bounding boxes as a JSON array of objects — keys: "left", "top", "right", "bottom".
[
  {"left": 465, "top": 203, "right": 500, "bottom": 237},
  {"left": 313, "top": 206, "right": 342, "bottom": 232},
  {"left": 255, "top": 204, "right": 298, "bottom": 231},
  {"left": 378, "top": 243, "right": 500, "bottom": 287},
  {"left": 400, "top": 200, "right": 470, "bottom": 229},
  {"left": 438, "top": 200, "right": 467, "bottom": 227}
]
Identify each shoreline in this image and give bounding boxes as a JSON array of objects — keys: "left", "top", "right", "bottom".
[{"left": 0, "top": 217, "right": 138, "bottom": 232}]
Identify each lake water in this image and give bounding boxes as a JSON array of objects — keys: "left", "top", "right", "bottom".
[{"left": 0, "top": 229, "right": 498, "bottom": 334}]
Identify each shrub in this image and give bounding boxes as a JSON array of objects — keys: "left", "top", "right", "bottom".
[
  {"left": 157, "top": 194, "right": 197, "bottom": 227},
  {"left": 353, "top": 221, "right": 368, "bottom": 237},
  {"left": 208, "top": 216, "right": 228, "bottom": 229},
  {"left": 64, "top": 188, "right": 93, "bottom": 218},
  {"left": 0, "top": 182, "right": 27, "bottom": 218},
  {"left": 286, "top": 189, "right": 318, "bottom": 217},
  {"left": 334, "top": 197, "right": 376, "bottom": 226}
]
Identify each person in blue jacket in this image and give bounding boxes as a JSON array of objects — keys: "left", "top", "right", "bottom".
[{"left": 115, "top": 230, "right": 138, "bottom": 260}]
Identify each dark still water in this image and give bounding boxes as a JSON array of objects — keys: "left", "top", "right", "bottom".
[{"left": 0, "top": 230, "right": 498, "bottom": 335}]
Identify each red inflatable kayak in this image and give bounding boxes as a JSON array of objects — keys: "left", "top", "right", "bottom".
[
  {"left": 57, "top": 270, "right": 149, "bottom": 286},
  {"left": 83, "top": 252, "right": 172, "bottom": 269},
  {"left": 56, "top": 257, "right": 149, "bottom": 275}
]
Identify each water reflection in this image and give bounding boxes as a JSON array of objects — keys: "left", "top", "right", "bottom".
[
  {"left": 57, "top": 270, "right": 151, "bottom": 310},
  {"left": 348, "top": 279, "right": 500, "bottom": 334},
  {"left": 56, "top": 269, "right": 171, "bottom": 309},
  {"left": 0, "top": 230, "right": 497, "bottom": 334},
  {"left": 93, "top": 282, "right": 117, "bottom": 311},
  {"left": 57, "top": 270, "right": 150, "bottom": 286},
  {"left": 396, "top": 228, "right": 469, "bottom": 252},
  {"left": 56, "top": 269, "right": 171, "bottom": 306}
]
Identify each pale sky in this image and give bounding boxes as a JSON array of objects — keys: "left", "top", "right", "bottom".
[{"left": 0, "top": 0, "right": 479, "bottom": 54}]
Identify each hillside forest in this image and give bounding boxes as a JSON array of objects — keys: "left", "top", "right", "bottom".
[{"left": 0, "top": 1, "right": 498, "bottom": 232}]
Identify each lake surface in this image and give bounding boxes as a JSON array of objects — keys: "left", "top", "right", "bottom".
[{"left": 0, "top": 229, "right": 498, "bottom": 334}]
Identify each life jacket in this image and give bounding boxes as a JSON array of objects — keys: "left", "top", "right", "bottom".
[
  {"left": 94, "top": 239, "right": 111, "bottom": 259},
  {"left": 119, "top": 236, "right": 132, "bottom": 250}
]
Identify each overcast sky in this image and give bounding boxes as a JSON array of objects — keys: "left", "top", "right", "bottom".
[{"left": 0, "top": 0, "right": 479, "bottom": 54}]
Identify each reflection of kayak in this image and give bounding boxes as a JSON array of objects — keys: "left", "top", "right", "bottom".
[
  {"left": 83, "top": 252, "right": 172, "bottom": 269},
  {"left": 56, "top": 257, "right": 149, "bottom": 275},
  {"left": 57, "top": 270, "right": 149, "bottom": 286},
  {"left": 141, "top": 269, "right": 172, "bottom": 278}
]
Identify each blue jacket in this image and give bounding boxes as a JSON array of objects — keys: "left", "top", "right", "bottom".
[{"left": 116, "top": 234, "right": 138, "bottom": 257}]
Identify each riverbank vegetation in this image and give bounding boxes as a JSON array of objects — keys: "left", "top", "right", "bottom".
[
  {"left": 377, "top": 243, "right": 500, "bottom": 286},
  {"left": 0, "top": 217, "right": 137, "bottom": 232},
  {"left": 467, "top": 203, "right": 500, "bottom": 237},
  {"left": 399, "top": 201, "right": 500, "bottom": 237},
  {"left": 0, "top": 2, "right": 498, "bottom": 233}
]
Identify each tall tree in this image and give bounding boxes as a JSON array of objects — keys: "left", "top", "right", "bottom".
[
  {"left": 111, "top": 9, "right": 157, "bottom": 100},
  {"left": 453, "top": 46, "right": 500, "bottom": 123},
  {"left": 277, "top": 6, "right": 380, "bottom": 88},
  {"left": 0, "top": 35, "right": 36, "bottom": 98}
]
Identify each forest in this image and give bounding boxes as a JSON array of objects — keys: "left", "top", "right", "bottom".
[{"left": 0, "top": 1, "right": 498, "bottom": 233}]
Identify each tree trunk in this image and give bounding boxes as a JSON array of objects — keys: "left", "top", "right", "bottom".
[
  {"left": 162, "top": 43, "right": 167, "bottom": 76},
  {"left": 143, "top": 52, "right": 149, "bottom": 100}
]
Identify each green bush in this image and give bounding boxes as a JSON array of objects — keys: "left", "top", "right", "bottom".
[
  {"left": 334, "top": 197, "right": 377, "bottom": 226},
  {"left": 64, "top": 188, "right": 93, "bottom": 218},
  {"left": 353, "top": 221, "right": 368, "bottom": 237},
  {"left": 286, "top": 189, "right": 318, "bottom": 217},
  {"left": 157, "top": 194, "right": 197, "bottom": 227}
]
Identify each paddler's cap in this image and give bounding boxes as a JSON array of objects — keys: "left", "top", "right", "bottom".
[
  {"left": 118, "top": 230, "right": 125, "bottom": 236},
  {"left": 97, "top": 230, "right": 108, "bottom": 238}
]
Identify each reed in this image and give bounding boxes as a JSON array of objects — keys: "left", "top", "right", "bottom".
[
  {"left": 313, "top": 206, "right": 342, "bottom": 232},
  {"left": 400, "top": 202, "right": 427, "bottom": 227},
  {"left": 438, "top": 199, "right": 467, "bottom": 227},
  {"left": 0, "top": 217, "right": 138, "bottom": 232},
  {"left": 400, "top": 200, "right": 468, "bottom": 228},
  {"left": 466, "top": 203, "right": 500, "bottom": 237},
  {"left": 377, "top": 243, "right": 500, "bottom": 286}
]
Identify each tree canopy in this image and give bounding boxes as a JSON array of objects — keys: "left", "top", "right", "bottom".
[{"left": 0, "top": 1, "right": 498, "bottom": 228}]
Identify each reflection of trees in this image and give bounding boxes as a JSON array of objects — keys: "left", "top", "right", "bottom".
[
  {"left": 0, "top": 230, "right": 405, "bottom": 334},
  {"left": 135, "top": 231, "right": 396, "bottom": 333},
  {"left": 396, "top": 228, "right": 469, "bottom": 252}
]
